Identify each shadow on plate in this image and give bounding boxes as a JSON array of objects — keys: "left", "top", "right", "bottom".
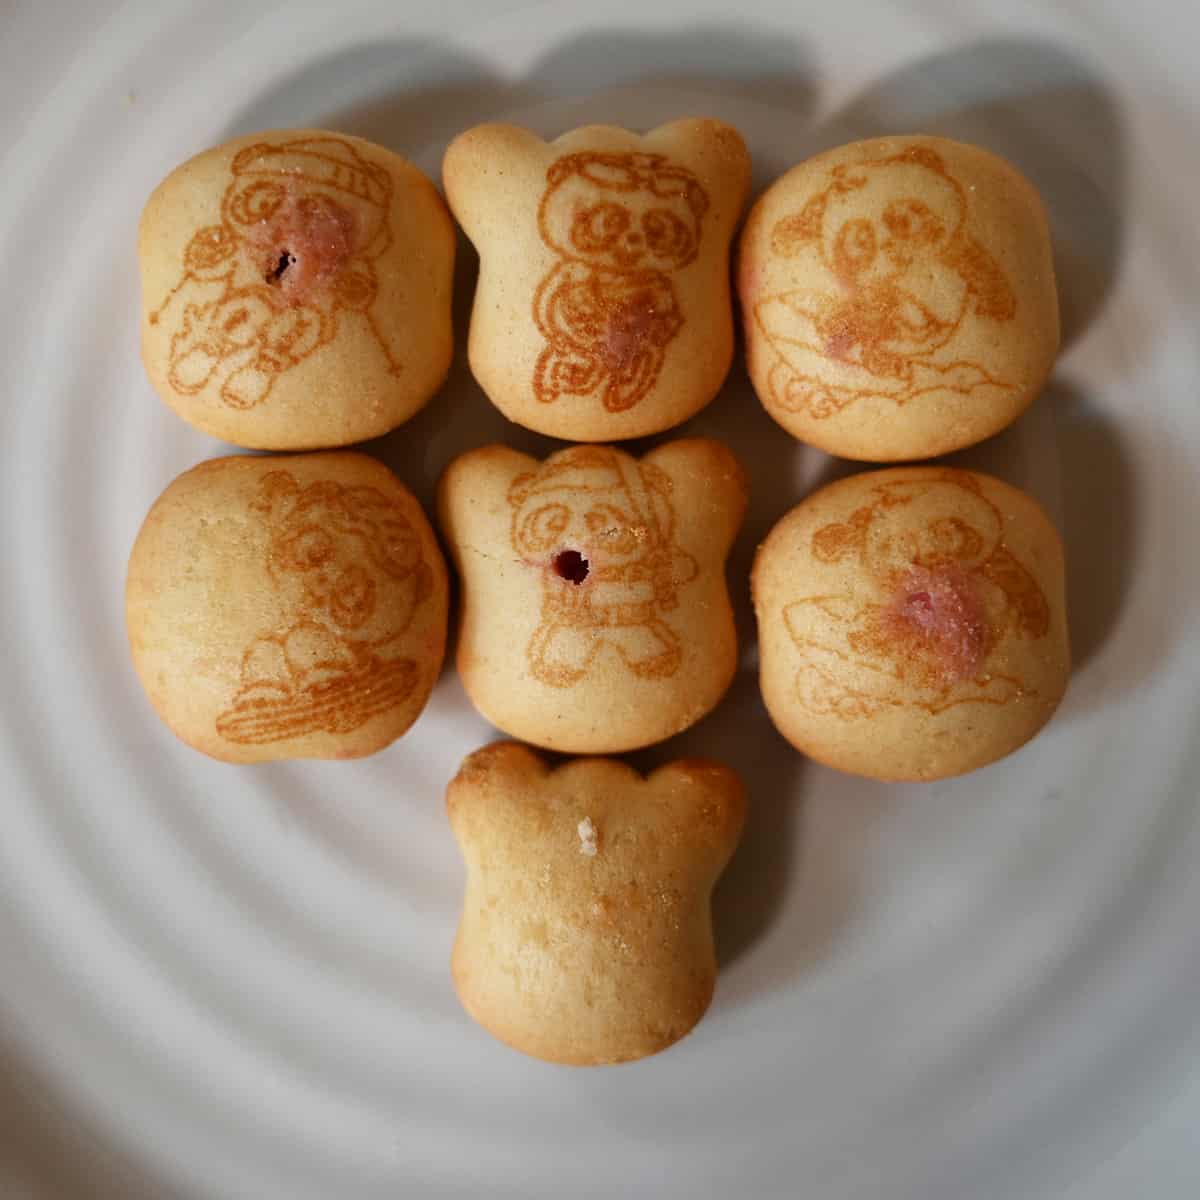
[
  {"left": 523, "top": 24, "right": 816, "bottom": 116},
  {"left": 621, "top": 355, "right": 810, "bottom": 973},
  {"left": 223, "top": 23, "right": 815, "bottom": 163},
  {"left": 1047, "top": 377, "right": 1138, "bottom": 674},
  {"left": 0, "top": 1034, "right": 183, "bottom": 1200},
  {"left": 221, "top": 40, "right": 538, "bottom": 153},
  {"left": 1049, "top": 372, "right": 1192, "bottom": 721}
]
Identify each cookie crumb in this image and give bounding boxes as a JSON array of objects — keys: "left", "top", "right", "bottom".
[{"left": 577, "top": 816, "right": 598, "bottom": 856}]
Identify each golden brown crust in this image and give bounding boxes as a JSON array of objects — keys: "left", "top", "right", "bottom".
[
  {"left": 139, "top": 129, "right": 455, "bottom": 450},
  {"left": 436, "top": 438, "right": 747, "bottom": 754},
  {"left": 446, "top": 742, "right": 745, "bottom": 1065},
  {"left": 443, "top": 119, "right": 751, "bottom": 441},
  {"left": 126, "top": 452, "right": 448, "bottom": 763},
  {"left": 753, "top": 466, "right": 1070, "bottom": 781},
  {"left": 738, "top": 135, "right": 1058, "bottom": 462}
]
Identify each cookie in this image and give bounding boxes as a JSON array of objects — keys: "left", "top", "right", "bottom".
[
  {"left": 753, "top": 467, "right": 1070, "bottom": 781},
  {"left": 739, "top": 136, "right": 1059, "bottom": 461},
  {"left": 139, "top": 130, "right": 455, "bottom": 449},
  {"left": 126, "top": 452, "right": 448, "bottom": 762},
  {"left": 447, "top": 742, "right": 746, "bottom": 1065},
  {"left": 443, "top": 119, "right": 751, "bottom": 440},
  {"left": 438, "top": 439, "right": 747, "bottom": 753}
]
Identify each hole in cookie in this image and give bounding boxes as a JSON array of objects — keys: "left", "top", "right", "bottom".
[
  {"left": 266, "top": 249, "right": 297, "bottom": 284},
  {"left": 553, "top": 549, "right": 589, "bottom": 584}
]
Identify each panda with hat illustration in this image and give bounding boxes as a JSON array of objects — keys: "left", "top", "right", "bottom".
[
  {"left": 150, "top": 136, "right": 400, "bottom": 412},
  {"left": 508, "top": 447, "right": 699, "bottom": 687}
]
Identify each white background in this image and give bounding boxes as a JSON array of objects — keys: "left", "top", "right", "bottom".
[{"left": 1, "top": 2, "right": 1198, "bottom": 1197}]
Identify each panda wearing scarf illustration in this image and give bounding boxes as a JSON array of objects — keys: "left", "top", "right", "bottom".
[{"left": 508, "top": 447, "right": 699, "bottom": 687}]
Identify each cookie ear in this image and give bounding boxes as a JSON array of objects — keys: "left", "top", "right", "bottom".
[
  {"left": 438, "top": 446, "right": 539, "bottom": 556},
  {"left": 447, "top": 742, "right": 544, "bottom": 830},
  {"left": 463, "top": 740, "right": 546, "bottom": 785},
  {"left": 651, "top": 761, "right": 746, "bottom": 867},
  {"left": 643, "top": 438, "right": 747, "bottom": 553},
  {"left": 443, "top": 123, "right": 547, "bottom": 233}
]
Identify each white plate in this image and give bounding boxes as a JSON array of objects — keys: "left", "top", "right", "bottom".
[{"left": 2, "top": 2, "right": 1199, "bottom": 1197}]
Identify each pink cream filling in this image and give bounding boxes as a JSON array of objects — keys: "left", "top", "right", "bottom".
[
  {"left": 885, "top": 564, "right": 989, "bottom": 683},
  {"left": 245, "top": 192, "right": 357, "bottom": 304},
  {"left": 600, "top": 296, "right": 657, "bottom": 371},
  {"left": 822, "top": 329, "right": 856, "bottom": 361}
]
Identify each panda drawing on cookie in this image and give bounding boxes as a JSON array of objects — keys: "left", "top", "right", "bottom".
[
  {"left": 782, "top": 472, "right": 1050, "bottom": 718},
  {"left": 215, "top": 470, "right": 432, "bottom": 744},
  {"left": 508, "top": 447, "right": 699, "bottom": 687},
  {"left": 754, "top": 144, "right": 1017, "bottom": 419},
  {"left": 150, "top": 136, "right": 400, "bottom": 412},
  {"left": 533, "top": 151, "right": 709, "bottom": 414}
]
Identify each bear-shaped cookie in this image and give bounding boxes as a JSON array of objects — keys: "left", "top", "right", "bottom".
[
  {"left": 139, "top": 130, "right": 455, "bottom": 449},
  {"left": 753, "top": 467, "right": 1070, "bottom": 781},
  {"left": 126, "top": 452, "right": 448, "bottom": 762},
  {"left": 447, "top": 742, "right": 746, "bottom": 1065},
  {"left": 739, "top": 137, "right": 1059, "bottom": 461},
  {"left": 443, "top": 119, "right": 751, "bottom": 441},
  {"left": 438, "top": 439, "right": 747, "bottom": 753}
]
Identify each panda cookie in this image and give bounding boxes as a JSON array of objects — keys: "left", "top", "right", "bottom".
[
  {"left": 139, "top": 130, "right": 455, "bottom": 449},
  {"left": 753, "top": 467, "right": 1069, "bottom": 781},
  {"left": 126, "top": 452, "right": 448, "bottom": 762},
  {"left": 447, "top": 742, "right": 746, "bottom": 1065},
  {"left": 739, "top": 136, "right": 1059, "bottom": 461},
  {"left": 443, "top": 119, "right": 751, "bottom": 441},
  {"left": 438, "top": 439, "right": 746, "bottom": 753}
]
